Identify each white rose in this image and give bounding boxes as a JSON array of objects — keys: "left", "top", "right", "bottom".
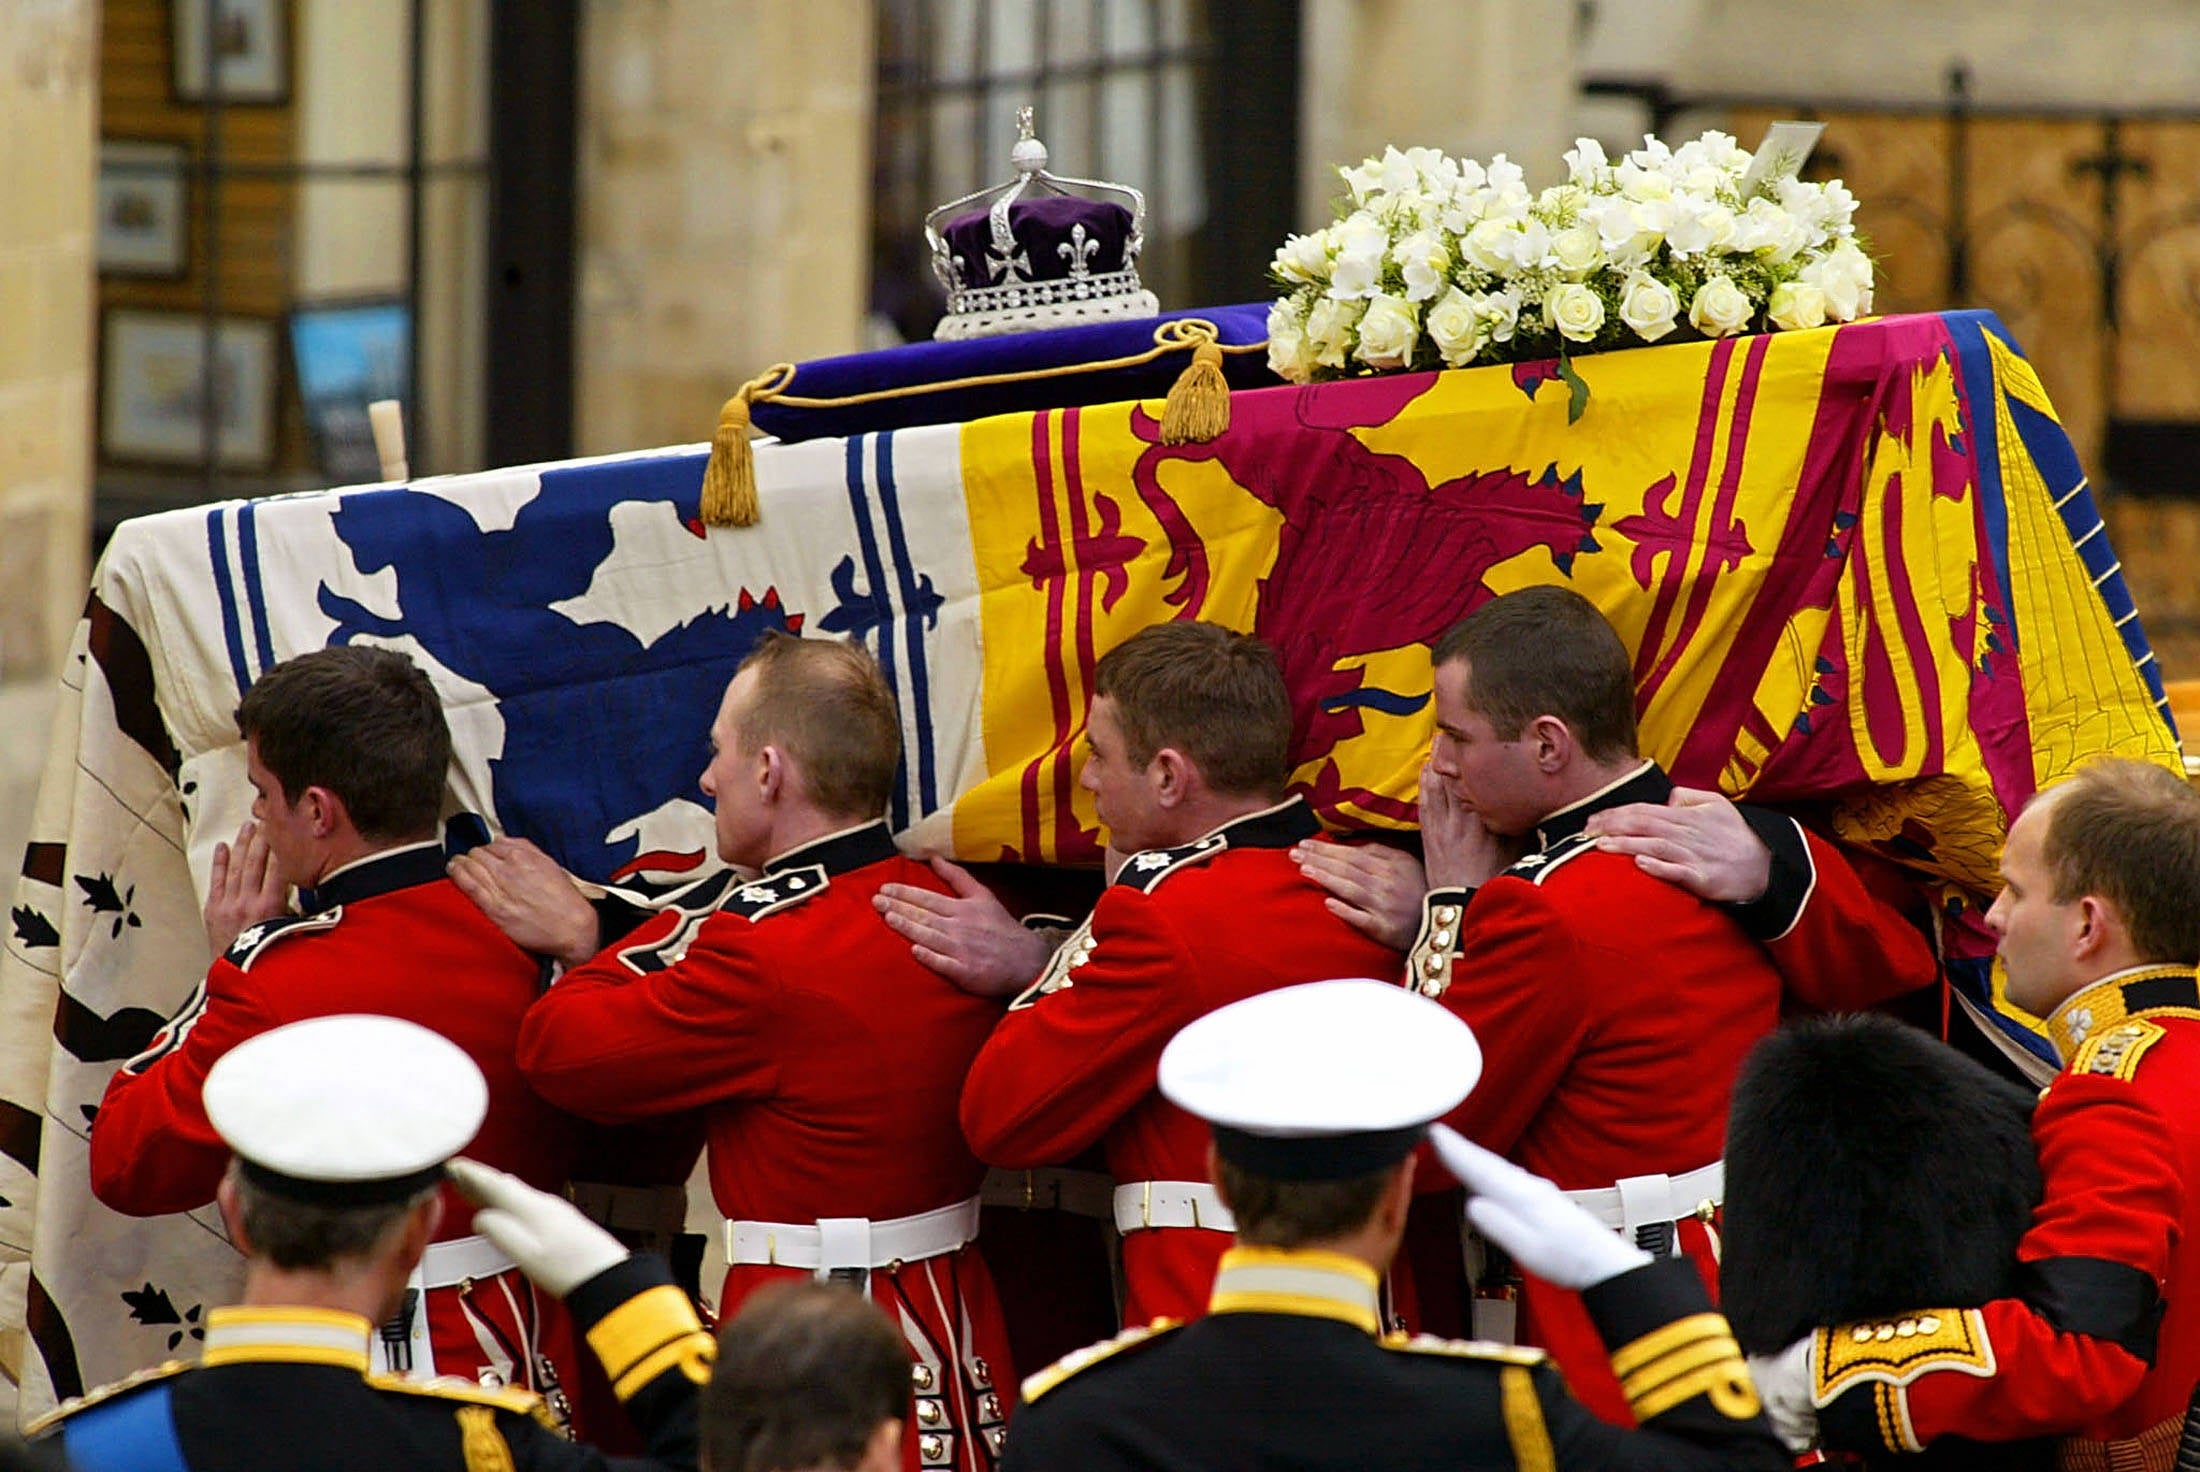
[
  {"left": 1622, "top": 166, "right": 1673, "bottom": 203},
  {"left": 1273, "top": 229, "right": 1331, "bottom": 285},
  {"left": 1354, "top": 292, "right": 1420, "bottom": 370},
  {"left": 1426, "top": 286, "right": 1487, "bottom": 367},
  {"left": 1551, "top": 225, "right": 1604, "bottom": 279},
  {"left": 1803, "top": 242, "right": 1874, "bottom": 320},
  {"left": 1266, "top": 298, "right": 1314, "bottom": 382},
  {"left": 1544, "top": 282, "right": 1607, "bottom": 343},
  {"left": 1689, "top": 276, "right": 1755, "bottom": 337},
  {"left": 1463, "top": 218, "right": 1515, "bottom": 274},
  {"left": 1393, "top": 229, "right": 1452, "bottom": 303},
  {"left": 1737, "top": 198, "right": 1807, "bottom": 264},
  {"left": 1305, "top": 297, "right": 1362, "bottom": 368},
  {"left": 1617, "top": 270, "right": 1681, "bottom": 343},
  {"left": 1767, "top": 280, "right": 1828, "bottom": 332}
]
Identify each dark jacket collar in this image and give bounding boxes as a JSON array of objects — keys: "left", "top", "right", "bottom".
[
  {"left": 764, "top": 820, "right": 902, "bottom": 878},
  {"left": 1533, "top": 761, "right": 1671, "bottom": 851},
  {"left": 299, "top": 841, "right": 446, "bottom": 913},
  {"left": 1203, "top": 796, "right": 1323, "bottom": 851}
]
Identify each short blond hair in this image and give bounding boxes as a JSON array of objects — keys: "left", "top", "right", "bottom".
[
  {"left": 731, "top": 635, "right": 900, "bottom": 820},
  {"left": 2040, "top": 758, "right": 2200, "bottom": 966}
]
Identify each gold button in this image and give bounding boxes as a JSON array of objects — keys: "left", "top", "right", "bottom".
[
  {"left": 912, "top": 1364, "right": 934, "bottom": 1391},
  {"left": 1434, "top": 905, "right": 1461, "bottom": 925},
  {"left": 1874, "top": 1324, "right": 1896, "bottom": 1342},
  {"left": 920, "top": 1433, "right": 946, "bottom": 1462},
  {"left": 970, "top": 1356, "right": 991, "bottom": 1389},
  {"left": 1895, "top": 1320, "right": 1917, "bottom": 1338},
  {"left": 1430, "top": 929, "right": 1453, "bottom": 949},
  {"left": 1851, "top": 1326, "right": 1873, "bottom": 1343},
  {"left": 1917, "top": 1315, "right": 1940, "bottom": 1334},
  {"left": 917, "top": 1399, "right": 945, "bottom": 1427}
]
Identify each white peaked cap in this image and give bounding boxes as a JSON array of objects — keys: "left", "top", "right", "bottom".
[
  {"left": 204, "top": 1013, "right": 487, "bottom": 1206},
  {"left": 1157, "top": 979, "right": 1481, "bottom": 1179}
]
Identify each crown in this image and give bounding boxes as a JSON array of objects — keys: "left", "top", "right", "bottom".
[{"left": 925, "top": 107, "right": 1160, "bottom": 341}]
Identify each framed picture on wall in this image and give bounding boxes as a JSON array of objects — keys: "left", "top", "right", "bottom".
[
  {"left": 291, "top": 300, "right": 412, "bottom": 484},
  {"left": 97, "top": 141, "right": 190, "bottom": 278},
  {"left": 101, "top": 310, "right": 279, "bottom": 470},
  {"left": 171, "top": 0, "right": 290, "bottom": 105}
]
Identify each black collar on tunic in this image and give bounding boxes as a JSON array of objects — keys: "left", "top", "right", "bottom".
[
  {"left": 764, "top": 820, "right": 901, "bottom": 879},
  {"left": 1210, "top": 796, "right": 1324, "bottom": 851},
  {"left": 299, "top": 841, "right": 446, "bottom": 914},
  {"left": 1532, "top": 762, "right": 1672, "bottom": 851}
]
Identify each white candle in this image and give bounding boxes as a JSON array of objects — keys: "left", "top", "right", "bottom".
[{"left": 367, "top": 399, "right": 409, "bottom": 483}]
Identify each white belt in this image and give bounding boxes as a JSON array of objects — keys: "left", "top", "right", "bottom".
[
  {"left": 1112, "top": 1180, "right": 1236, "bottom": 1235},
  {"left": 979, "top": 1167, "right": 1116, "bottom": 1219},
  {"left": 724, "top": 1196, "right": 981, "bottom": 1271},
  {"left": 418, "top": 1233, "right": 519, "bottom": 1290},
  {"left": 1562, "top": 1161, "right": 1725, "bottom": 1234}
]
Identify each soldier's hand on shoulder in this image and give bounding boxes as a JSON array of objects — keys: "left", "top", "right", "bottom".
[
  {"left": 1291, "top": 839, "right": 1425, "bottom": 951},
  {"left": 448, "top": 837, "right": 600, "bottom": 968},
  {"left": 1430, "top": 1126, "right": 1650, "bottom": 1291},
  {"left": 1584, "top": 787, "right": 1771, "bottom": 903},
  {"left": 875, "top": 857, "right": 1053, "bottom": 998},
  {"left": 205, "top": 821, "right": 290, "bottom": 957}
]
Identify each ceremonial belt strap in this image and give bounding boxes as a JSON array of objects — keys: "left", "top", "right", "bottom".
[
  {"left": 1561, "top": 1161, "right": 1724, "bottom": 1235},
  {"left": 1112, "top": 1180, "right": 1236, "bottom": 1235},
  {"left": 419, "top": 1233, "right": 519, "bottom": 1289},
  {"left": 980, "top": 1166, "right": 1116, "bottom": 1219},
  {"left": 724, "top": 1196, "right": 981, "bottom": 1272}
]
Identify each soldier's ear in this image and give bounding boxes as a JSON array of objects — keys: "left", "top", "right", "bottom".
[
  {"left": 757, "top": 746, "right": 787, "bottom": 803},
  {"left": 1150, "top": 746, "right": 1194, "bottom": 806},
  {"left": 300, "top": 785, "right": 348, "bottom": 839},
  {"left": 1526, "top": 715, "right": 1574, "bottom": 774}
]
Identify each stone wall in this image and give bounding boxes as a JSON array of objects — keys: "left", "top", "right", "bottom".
[
  {"left": 574, "top": 0, "right": 875, "bottom": 456},
  {"left": 0, "top": 0, "right": 95, "bottom": 683}
]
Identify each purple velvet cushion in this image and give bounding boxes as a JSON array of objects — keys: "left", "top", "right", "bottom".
[{"left": 944, "top": 195, "right": 1134, "bottom": 287}]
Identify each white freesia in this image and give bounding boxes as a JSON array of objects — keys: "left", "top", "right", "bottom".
[
  {"left": 1354, "top": 292, "right": 1420, "bottom": 369},
  {"left": 1394, "top": 229, "right": 1453, "bottom": 303},
  {"left": 1617, "top": 270, "right": 1681, "bottom": 342},
  {"left": 1327, "top": 213, "right": 1390, "bottom": 299},
  {"left": 1266, "top": 297, "right": 1314, "bottom": 381},
  {"left": 1486, "top": 155, "right": 1525, "bottom": 195},
  {"left": 1736, "top": 197, "right": 1808, "bottom": 264},
  {"left": 1767, "top": 280, "right": 1828, "bottom": 332},
  {"left": 1426, "top": 286, "right": 1488, "bottom": 367},
  {"left": 1665, "top": 198, "right": 1736, "bottom": 259},
  {"left": 1502, "top": 219, "right": 1554, "bottom": 272},
  {"left": 1273, "top": 229, "right": 1332, "bottom": 285},
  {"left": 1475, "top": 286, "right": 1524, "bottom": 344},
  {"left": 1804, "top": 240, "right": 1874, "bottom": 320},
  {"left": 1545, "top": 282, "right": 1607, "bottom": 343},
  {"left": 1564, "top": 137, "right": 1609, "bottom": 184},
  {"left": 1689, "top": 276, "right": 1755, "bottom": 337},
  {"left": 1305, "top": 296, "right": 1361, "bottom": 369}
]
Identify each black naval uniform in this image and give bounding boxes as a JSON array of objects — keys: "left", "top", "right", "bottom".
[
  {"left": 33, "top": 1256, "right": 711, "bottom": 1472},
  {"left": 1001, "top": 1244, "right": 1788, "bottom": 1472}
]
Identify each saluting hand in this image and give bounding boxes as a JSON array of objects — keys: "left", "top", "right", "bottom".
[
  {"left": 448, "top": 837, "right": 600, "bottom": 968},
  {"left": 875, "top": 857, "right": 1054, "bottom": 998},
  {"left": 1583, "top": 786, "right": 1771, "bottom": 903},
  {"left": 204, "top": 821, "right": 289, "bottom": 957}
]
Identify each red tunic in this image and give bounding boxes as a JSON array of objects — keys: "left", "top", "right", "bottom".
[
  {"left": 1732, "top": 807, "right": 1942, "bottom": 1015},
  {"left": 88, "top": 842, "right": 584, "bottom": 1410},
  {"left": 1406, "top": 764, "right": 1788, "bottom": 1425},
  {"left": 1812, "top": 963, "right": 2200, "bottom": 1464},
  {"left": 959, "top": 798, "right": 1406, "bottom": 1329},
  {"left": 517, "top": 822, "right": 1016, "bottom": 1472}
]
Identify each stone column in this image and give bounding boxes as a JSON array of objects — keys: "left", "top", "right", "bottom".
[
  {"left": 1299, "top": 0, "right": 1580, "bottom": 227},
  {"left": 575, "top": 0, "right": 875, "bottom": 455},
  {"left": 0, "top": 0, "right": 95, "bottom": 683}
]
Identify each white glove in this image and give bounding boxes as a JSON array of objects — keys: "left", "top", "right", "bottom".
[
  {"left": 1429, "top": 1125, "right": 1651, "bottom": 1291},
  {"left": 1746, "top": 1336, "right": 1820, "bottom": 1452},
  {"left": 448, "top": 1157, "right": 628, "bottom": 1298}
]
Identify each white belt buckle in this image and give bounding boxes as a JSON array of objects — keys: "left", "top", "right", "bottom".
[
  {"left": 1614, "top": 1173, "right": 1675, "bottom": 1236},
  {"left": 816, "top": 1216, "right": 874, "bottom": 1285}
]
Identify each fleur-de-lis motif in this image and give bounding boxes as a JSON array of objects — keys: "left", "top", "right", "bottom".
[{"left": 1059, "top": 223, "right": 1100, "bottom": 279}]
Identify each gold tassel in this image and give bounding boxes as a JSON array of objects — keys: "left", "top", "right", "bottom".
[
  {"left": 456, "top": 1405, "right": 517, "bottom": 1472},
  {"left": 697, "top": 363, "right": 795, "bottom": 529},
  {"left": 1159, "top": 327, "right": 1230, "bottom": 445}
]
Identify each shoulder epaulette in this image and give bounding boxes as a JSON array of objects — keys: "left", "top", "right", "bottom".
[
  {"left": 1504, "top": 832, "right": 1596, "bottom": 887},
  {"left": 1021, "top": 1319, "right": 1181, "bottom": 1403},
  {"left": 1379, "top": 1331, "right": 1548, "bottom": 1367},
  {"left": 368, "top": 1371, "right": 557, "bottom": 1428},
  {"left": 224, "top": 909, "right": 344, "bottom": 970},
  {"left": 1814, "top": 1309, "right": 1994, "bottom": 1398},
  {"left": 24, "top": 1360, "right": 192, "bottom": 1434},
  {"left": 2073, "top": 1018, "right": 2167, "bottom": 1082},
  {"left": 1112, "top": 835, "right": 1227, "bottom": 894},
  {"left": 715, "top": 864, "right": 829, "bottom": 922}
]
